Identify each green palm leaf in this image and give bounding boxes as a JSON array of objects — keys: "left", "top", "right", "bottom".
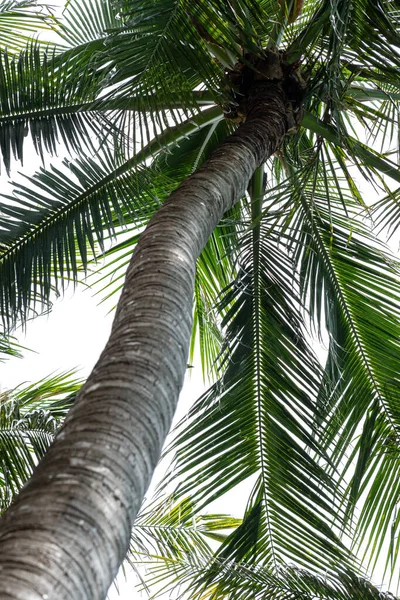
[
  {"left": 57, "top": 0, "right": 120, "bottom": 48},
  {"left": 0, "top": 107, "right": 222, "bottom": 328},
  {"left": 0, "top": 42, "right": 116, "bottom": 174},
  {"left": 277, "top": 136, "right": 400, "bottom": 584},
  {"left": 0, "top": 0, "right": 56, "bottom": 52},
  {"left": 0, "top": 370, "right": 81, "bottom": 510},
  {"left": 0, "top": 333, "right": 23, "bottom": 360}
]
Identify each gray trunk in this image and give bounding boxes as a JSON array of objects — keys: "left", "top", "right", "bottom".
[{"left": 0, "top": 83, "right": 290, "bottom": 599}]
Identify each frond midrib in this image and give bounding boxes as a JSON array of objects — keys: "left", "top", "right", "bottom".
[
  {"left": 250, "top": 166, "right": 279, "bottom": 572},
  {"left": 0, "top": 107, "right": 223, "bottom": 271},
  {"left": 0, "top": 90, "right": 216, "bottom": 124},
  {"left": 300, "top": 197, "right": 397, "bottom": 438}
]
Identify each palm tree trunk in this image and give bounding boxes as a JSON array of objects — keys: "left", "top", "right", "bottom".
[{"left": 0, "top": 82, "right": 291, "bottom": 599}]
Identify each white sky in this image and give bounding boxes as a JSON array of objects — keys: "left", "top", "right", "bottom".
[{"left": 0, "top": 287, "right": 114, "bottom": 391}]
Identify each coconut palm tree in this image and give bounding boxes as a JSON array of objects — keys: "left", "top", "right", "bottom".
[{"left": 2, "top": 0, "right": 400, "bottom": 598}]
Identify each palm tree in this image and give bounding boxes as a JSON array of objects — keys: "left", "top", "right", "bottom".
[{"left": 2, "top": 0, "right": 400, "bottom": 598}]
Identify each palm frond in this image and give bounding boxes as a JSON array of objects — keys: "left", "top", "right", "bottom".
[
  {"left": 0, "top": 370, "right": 81, "bottom": 510},
  {"left": 176, "top": 554, "right": 397, "bottom": 600},
  {"left": 130, "top": 498, "right": 396, "bottom": 600},
  {"left": 9, "top": 369, "right": 81, "bottom": 416},
  {"left": 372, "top": 187, "right": 400, "bottom": 241},
  {"left": 127, "top": 495, "right": 240, "bottom": 598},
  {"left": 101, "top": 0, "right": 225, "bottom": 148},
  {"left": 0, "top": 333, "right": 24, "bottom": 361},
  {"left": 0, "top": 0, "right": 56, "bottom": 52},
  {"left": 302, "top": 111, "right": 400, "bottom": 186},
  {"left": 0, "top": 151, "right": 159, "bottom": 327},
  {"left": 0, "top": 107, "right": 222, "bottom": 329},
  {"left": 58, "top": 0, "right": 120, "bottom": 48},
  {"left": 277, "top": 135, "right": 400, "bottom": 586},
  {"left": 0, "top": 42, "right": 115, "bottom": 174}
]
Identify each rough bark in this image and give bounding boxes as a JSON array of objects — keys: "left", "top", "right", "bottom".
[{"left": 0, "top": 82, "right": 290, "bottom": 599}]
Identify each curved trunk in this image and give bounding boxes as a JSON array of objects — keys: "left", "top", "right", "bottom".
[{"left": 0, "top": 83, "right": 290, "bottom": 599}]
